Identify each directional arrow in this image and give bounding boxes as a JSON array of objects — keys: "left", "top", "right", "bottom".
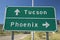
[
  {"left": 42, "top": 22, "right": 50, "bottom": 28},
  {"left": 14, "top": 9, "right": 20, "bottom": 16}
]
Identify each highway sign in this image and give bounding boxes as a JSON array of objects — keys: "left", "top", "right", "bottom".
[
  {"left": 6, "top": 7, "right": 55, "bottom": 18},
  {"left": 4, "top": 6, "right": 57, "bottom": 31}
]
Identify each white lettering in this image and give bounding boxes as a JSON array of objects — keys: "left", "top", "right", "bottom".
[
  {"left": 10, "top": 22, "right": 14, "bottom": 27},
  {"left": 24, "top": 10, "right": 47, "bottom": 15},
  {"left": 24, "top": 10, "right": 27, "bottom": 14},
  {"left": 10, "top": 22, "right": 38, "bottom": 27}
]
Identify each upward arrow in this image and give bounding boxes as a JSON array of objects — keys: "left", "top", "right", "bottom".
[{"left": 14, "top": 9, "right": 20, "bottom": 16}]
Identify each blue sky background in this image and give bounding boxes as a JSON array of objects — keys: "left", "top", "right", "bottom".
[{"left": 0, "top": 0, "right": 60, "bottom": 24}]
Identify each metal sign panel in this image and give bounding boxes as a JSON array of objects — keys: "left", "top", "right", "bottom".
[{"left": 3, "top": 6, "right": 57, "bottom": 31}]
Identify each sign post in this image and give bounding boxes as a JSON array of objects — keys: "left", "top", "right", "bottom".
[
  {"left": 12, "top": 31, "right": 14, "bottom": 40},
  {"left": 32, "top": 0, "right": 34, "bottom": 40},
  {"left": 46, "top": 32, "right": 49, "bottom": 40}
]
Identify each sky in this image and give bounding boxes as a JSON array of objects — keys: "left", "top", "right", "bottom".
[{"left": 0, "top": 0, "right": 60, "bottom": 24}]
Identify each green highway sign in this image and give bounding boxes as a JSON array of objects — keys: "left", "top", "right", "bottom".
[
  {"left": 6, "top": 7, "right": 55, "bottom": 18},
  {"left": 4, "top": 19, "right": 56, "bottom": 31},
  {"left": 4, "top": 6, "right": 57, "bottom": 31}
]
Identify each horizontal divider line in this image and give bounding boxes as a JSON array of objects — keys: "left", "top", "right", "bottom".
[{"left": 6, "top": 17, "right": 56, "bottom": 19}]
